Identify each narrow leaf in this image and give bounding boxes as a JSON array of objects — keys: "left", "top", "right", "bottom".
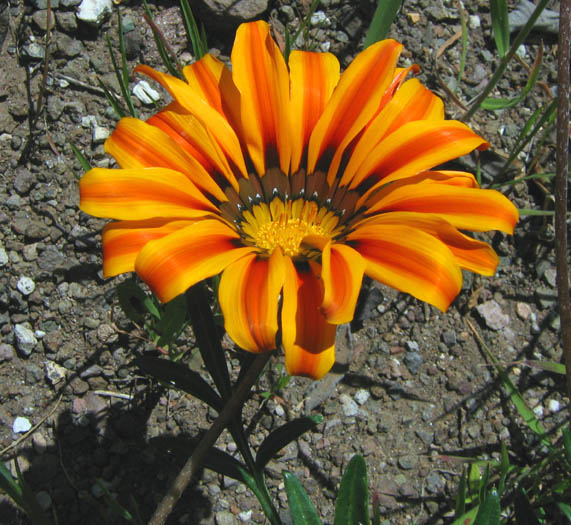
[
  {"left": 455, "top": 466, "right": 467, "bottom": 517},
  {"left": 135, "top": 356, "right": 223, "bottom": 412},
  {"left": 563, "top": 426, "right": 571, "bottom": 463},
  {"left": 255, "top": 416, "right": 323, "bottom": 471},
  {"left": 283, "top": 471, "right": 322, "bottom": 525},
  {"left": 473, "top": 489, "right": 500, "bottom": 525},
  {"left": 180, "top": 0, "right": 208, "bottom": 59},
  {"left": 498, "top": 441, "right": 509, "bottom": 495},
  {"left": 239, "top": 468, "right": 277, "bottom": 523},
  {"left": 524, "top": 359, "right": 567, "bottom": 375},
  {"left": 364, "top": 0, "right": 403, "bottom": 47},
  {"left": 557, "top": 502, "right": 571, "bottom": 521},
  {"left": 514, "top": 488, "right": 541, "bottom": 525},
  {"left": 334, "top": 455, "right": 369, "bottom": 525},
  {"left": 70, "top": 143, "right": 92, "bottom": 173},
  {"left": 490, "top": 0, "right": 510, "bottom": 58}
]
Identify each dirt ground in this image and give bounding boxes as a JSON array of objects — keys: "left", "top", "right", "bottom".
[{"left": 0, "top": 0, "right": 568, "bottom": 523}]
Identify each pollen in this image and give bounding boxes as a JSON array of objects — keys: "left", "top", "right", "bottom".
[{"left": 240, "top": 197, "right": 340, "bottom": 257}]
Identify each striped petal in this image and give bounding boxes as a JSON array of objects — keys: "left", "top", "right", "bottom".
[
  {"left": 342, "top": 79, "right": 444, "bottom": 185},
  {"left": 356, "top": 212, "right": 499, "bottom": 276},
  {"left": 135, "top": 219, "right": 254, "bottom": 302},
  {"left": 105, "top": 117, "right": 227, "bottom": 202},
  {"left": 281, "top": 258, "right": 336, "bottom": 379},
  {"left": 147, "top": 102, "right": 238, "bottom": 190},
  {"left": 231, "top": 21, "right": 291, "bottom": 175},
  {"left": 364, "top": 172, "right": 519, "bottom": 233},
  {"left": 135, "top": 64, "right": 247, "bottom": 176},
  {"left": 347, "top": 224, "right": 463, "bottom": 311},
  {"left": 79, "top": 167, "right": 218, "bottom": 220},
  {"left": 102, "top": 218, "right": 194, "bottom": 277},
  {"left": 219, "top": 248, "right": 285, "bottom": 352},
  {"left": 350, "top": 120, "right": 489, "bottom": 194},
  {"left": 182, "top": 54, "right": 242, "bottom": 130},
  {"left": 289, "top": 50, "right": 340, "bottom": 173},
  {"left": 306, "top": 39, "right": 403, "bottom": 181},
  {"left": 320, "top": 243, "right": 365, "bottom": 324}
]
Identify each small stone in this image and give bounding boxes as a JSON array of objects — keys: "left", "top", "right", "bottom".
[
  {"left": 442, "top": 329, "right": 457, "bottom": 346},
  {"left": 36, "top": 491, "right": 52, "bottom": 511},
  {"left": 535, "top": 287, "right": 558, "bottom": 309},
  {"left": 31, "top": 10, "right": 56, "bottom": 31},
  {"left": 0, "top": 244, "right": 8, "bottom": 267},
  {"left": 92, "top": 125, "right": 110, "bottom": 144},
  {"left": 543, "top": 268, "right": 557, "bottom": 288},
  {"left": 216, "top": 511, "right": 239, "bottom": 525},
  {"left": 468, "top": 14, "right": 481, "bottom": 29},
  {"left": 14, "top": 324, "right": 38, "bottom": 356},
  {"left": 238, "top": 510, "right": 252, "bottom": 522},
  {"left": 21, "top": 42, "right": 45, "bottom": 61},
  {"left": 45, "top": 361, "right": 67, "bottom": 385},
  {"left": 17, "top": 276, "right": 36, "bottom": 296},
  {"left": 132, "top": 80, "right": 161, "bottom": 105},
  {"left": 354, "top": 389, "right": 370, "bottom": 405},
  {"left": 339, "top": 393, "right": 359, "bottom": 417},
  {"left": 14, "top": 168, "right": 34, "bottom": 195},
  {"left": 415, "top": 429, "right": 434, "bottom": 445},
  {"left": 405, "top": 340, "right": 419, "bottom": 352},
  {"left": 404, "top": 351, "right": 423, "bottom": 374},
  {"left": 398, "top": 455, "right": 418, "bottom": 470},
  {"left": 476, "top": 300, "right": 510, "bottom": 330},
  {"left": 13, "top": 416, "right": 32, "bottom": 433},
  {"left": 516, "top": 302, "right": 532, "bottom": 320},
  {"left": 76, "top": 0, "right": 112, "bottom": 27},
  {"left": 425, "top": 471, "right": 444, "bottom": 494},
  {"left": 548, "top": 399, "right": 561, "bottom": 413},
  {"left": 533, "top": 404, "right": 544, "bottom": 417},
  {"left": 97, "top": 323, "right": 118, "bottom": 343},
  {"left": 0, "top": 343, "right": 15, "bottom": 362},
  {"left": 310, "top": 11, "right": 331, "bottom": 27}
]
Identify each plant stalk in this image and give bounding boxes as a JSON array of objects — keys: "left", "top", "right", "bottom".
[
  {"left": 149, "top": 351, "right": 272, "bottom": 525},
  {"left": 461, "top": 0, "right": 550, "bottom": 122},
  {"left": 555, "top": 0, "right": 571, "bottom": 399}
]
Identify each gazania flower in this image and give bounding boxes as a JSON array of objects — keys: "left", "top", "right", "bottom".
[{"left": 80, "top": 21, "right": 518, "bottom": 379}]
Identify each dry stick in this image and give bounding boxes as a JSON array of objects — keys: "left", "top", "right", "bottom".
[
  {"left": 555, "top": 0, "right": 571, "bottom": 399},
  {"left": 149, "top": 352, "right": 272, "bottom": 525}
]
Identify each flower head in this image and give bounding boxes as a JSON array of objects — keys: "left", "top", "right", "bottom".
[{"left": 80, "top": 21, "right": 518, "bottom": 379}]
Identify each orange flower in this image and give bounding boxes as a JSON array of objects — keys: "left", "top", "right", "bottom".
[{"left": 80, "top": 21, "right": 518, "bottom": 379}]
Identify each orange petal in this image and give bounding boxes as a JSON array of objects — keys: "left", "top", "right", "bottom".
[
  {"left": 219, "top": 248, "right": 285, "bottom": 352},
  {"left": 102, "top": 218, "right": 194, "bottom": 277},
  {"left": 135, "top": 219, "right": 254, "bottom": 302},
  {"left": 79, "top": 167, "right": 218, "bottom": 220},
  {"left": 135, "top": 64, "right": 247, "bottom": 177},
  {"left": 289, "top": 50, "right": 340, "bottom": 173},
  {"left": 306, "top": 39, "right": 403, "bottom": 181},
  {"left": 231, "top": 21, "right": 291, "bottom": 175},
  {"left": 281, "top": 257, "right": 336, "bottom": 379},
  {"left": 148, "top": 102, "right": 238, "bottom": 190},
  {"left": 356, "top": 212, "right": 499, "bottom": 276},
  {"left": 350, "top": 120, "right": 489, "bottom": 194},
  {"left": 182, "top": 54, "right": 242, "bottom": 130},
  {"left": 320, "top": 243, "right": 365, "bottom": 324},
  {"left": 342, "top": 79, "right": 444, "bottom": 185},
  {"left": 364, "top": 172, "right": 519, "bottom": 233},
  {"left": 347, "top": 224, "right": 463, "bottom": 311},
  {"left": 105, "top": 117, "right": 227, "bottom": 202}
]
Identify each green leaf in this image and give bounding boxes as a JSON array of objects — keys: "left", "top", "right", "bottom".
[
  {"left": 0, "top": 461, "right": 26, "bottom": 509},
  {"left": 97, "top": 76, "right": 126, "bottom": 118},
  {"left": 498, "top": 441, "right": 509, "bottom": 495},
  {"left": 563, "top": 427, "right": 571, "bottom": 463},
  {"left": 135, "top": 356, "right": 223, "bottom": 412},
  {"left": 180, "top": 0, "right": 208, "bottom": 59},
  {"left": 155, "top": 294, "right": 188, "bottom": 348},
  {"left": 364, "top": 0, "right": 403, "bottom": 47},
  {"left": 283, "top": 471, "right": 322, "bottom": 525},
  {"left": 455, "top": 466, "right": 467, "bottom": 517},
  {"left": 473, "top": 489, "right": 500, "bottom": 525},
  {"left": 70, "top": 143, "right": 92, "bottom": 173},
  {"left": 334, "top": 455, "right": 369, "bottom": 525},
  {"left": 107, "top": 20, "right": 137, "bottom": 118},
  {"left": 239, "top": 468, "right": 278, "bottom": 523},
  {"left": 255, "top": 416, "right": 323, "bottom": 471},
  {"left": 524, "top": 359, "right": 567, "bottom": 375},
  {"left": 452, "top": 505, "right": 479, "bottom": 525},
  {"left": 557, "top": 502, "right": 571, "bottom": 521},
  {"left": 117, "top": 279, "right": 160, "bottom": 323},
  {"left": 96, "top": 479, "right": 134, "bottom": 520},
  {"left": 490, "top": 0, "right": 510, "bottom": 58}
]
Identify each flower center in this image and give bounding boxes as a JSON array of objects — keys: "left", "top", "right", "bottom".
[{"left": 241, "top": 197, "right": 339, "bottom": 257}]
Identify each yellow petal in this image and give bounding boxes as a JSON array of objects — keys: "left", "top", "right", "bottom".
[
  {"left": 350, "top": 120, "right": 489, "bottom": 195},
  {"left": 281, "top": 257, "right": 336, "bottom": 379},
  {"left": 231, "top": 21, "right": 291, "bottom": 175},
  {"left": 219, "top": 248, "right": 285, "bottom": 352},
  {"left": 105, "top": 117, "right": 228, "bottom": 202},
  {"left": 79, "top": 167, "right": 218, "bottom": 220},
  {"left": 320, "top": 243, "right": 365, "bottom": 324},
  {"left": 364, "top": 171, "right": 519, "bottom": 233},
  {"left": 135, "top": 64, "right": 247, "bottom": 177},
  {"left": 102, "top": 218, "right": 194, "bottom": 277},
  {"left": 342, "top": 79, "right": 444, "bottom": 185},
  {"left": 306, "top": 39, "right": 403, "bottom": 181},
  {"left": 347, "top": 223, "right": 463, "bottom": 311},
  {"left": 289, "top": 50, "right": 340, "bottom": 173},
  {"left": 135, "top": 219, "right": 254, "bottom": 302}
]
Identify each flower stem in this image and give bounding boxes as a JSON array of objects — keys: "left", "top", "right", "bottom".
[{"left": 149, "top": 351, "right": 272, "bottom": 525}]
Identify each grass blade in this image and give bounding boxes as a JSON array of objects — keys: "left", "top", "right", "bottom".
[
  {"left": 490, "top": 0, "right": 510, "bottom": 58},
  {"left": 364, "top": 0, "right": 403, "bottom": 47},
  {"left": 180, "top": 0, "right": 208, "bottom": 59},
  {"left": 106, "top": 32, "right": 137, "bottom": 117},
  {"left": 70, "top": 143, "right": 92, "bottom": 173}
]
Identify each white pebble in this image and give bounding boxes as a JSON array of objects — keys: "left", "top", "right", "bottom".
[
  {"left": 354, "top": 389, "right": 370, "bottom": 406},
  {"left": 533, "top": 404, "right": 544, "bottom": 417},
  {"left": 17, "top": 276, "right": 35, "bottom": 295},
  {"left": 468, "top": 15, "right": 481, "bottom": 29},
  {"left": 516, "top": 44, "right": 527, "bottom": 58},
  {"left": 548, "top": 399, "right": 561, "bottom": 413},
  {"left": 132, "top": 80, "right": 161, "bottom": 105},
  {"left": 92, "top": 125, "right": 110, "bottom": 144},
  {"left": 274, "top": 403, "right": 285, "bottom": 417},
  {"left": 13, "top": 416, "right": 32, "bottom": 433},
  {"left": 239, "top": 510, "right": 252, "bottom": 522}
]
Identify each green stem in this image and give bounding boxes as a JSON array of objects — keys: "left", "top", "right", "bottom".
[
  {"left": 149, "top": 351, "right": 273, "bottom": 525},
  {"left": 461, "top": 0, "right": 550, "bottom": 122}
]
